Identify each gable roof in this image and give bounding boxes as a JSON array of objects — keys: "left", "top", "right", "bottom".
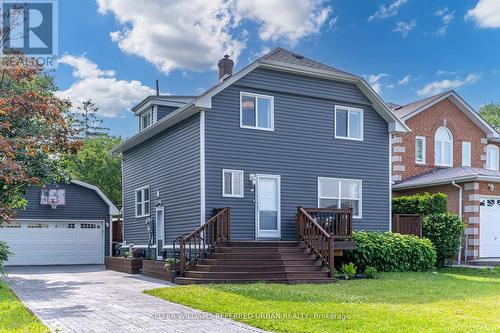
[
  {"left": 392, "top": 90, "right": 500, "bottom": 140},
  {"left": 112, "top": 48, "right": 409, "bottom": 154},
  {"left": 71, "top": 180, "right": 120, "bottom": 215},
  {"left": 393, "top": 167, "right": 500, "bottom": 190}
]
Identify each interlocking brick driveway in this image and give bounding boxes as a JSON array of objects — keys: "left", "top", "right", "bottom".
[{"left": 5, "top": 265, "right": 266, "bottom": 333}]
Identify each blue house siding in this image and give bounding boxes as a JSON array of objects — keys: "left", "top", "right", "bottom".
[
  {"left": 122, "top": 114, "right": 201, "bottom": 245},
  {"left": 205, "top": 69, "right": 390, "bottom": 240},
  {"left": 157, "top": 105, "right": 178, "bottom": 121},
  {"left": 15, "top": 183, "right": 112, "bottom": 255}
]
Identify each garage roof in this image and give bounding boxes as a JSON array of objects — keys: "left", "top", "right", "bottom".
[{"left": 71, "top": 180, "right": 120, "bottom": 215}]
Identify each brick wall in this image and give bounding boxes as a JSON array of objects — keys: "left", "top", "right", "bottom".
[{"left": 392, "top": 98, "right": 489, "bottom": 182}]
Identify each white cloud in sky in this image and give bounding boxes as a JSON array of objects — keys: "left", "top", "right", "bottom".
[
  {"left": 365, "top": 73, "right": 390, "bottom": 94},
  {"left": 369, "top": 0, "right": 408, "bottom": 21},
  {"left": 417, "top": 73, "right": 480, "bottom": 97},
  {"left": 436, "top": 70, "right": 458, "bottom": 76},
  {"left": 57, "top": 55, "right": 154, "bottom": 118},
  {"left": 466, "top": 0, "right": 500, "bottom": 28},
  {"left": 435, "top": 7, "right": 455, "bottom": 35},
  {"left": 97, "top": 0, "right": 333, "bottom": 74},
  {"left": 398, "top": 75, "right": 411, "bottom": 85},
  {"left": 393, "top": 19, "right": 416, "bottom": 37}
]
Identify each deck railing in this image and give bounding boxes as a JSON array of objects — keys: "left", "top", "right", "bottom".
[
  {"left": 296, "top": 207, "right": 335, "bottom": 274},
  {"left": 303, "top": 207, "right": 353, "bottom": 241},
  {"left": 179, "top": 208, "right": 231, "bottom": 276}
]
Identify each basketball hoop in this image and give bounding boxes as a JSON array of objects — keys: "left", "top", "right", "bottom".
[{"left": 50, "top": 198, "right": 58, "bottom": 209}]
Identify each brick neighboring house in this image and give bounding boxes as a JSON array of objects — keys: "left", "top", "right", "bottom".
[{"left": 390, "top": 90, "right": 500, "bottom": 261}]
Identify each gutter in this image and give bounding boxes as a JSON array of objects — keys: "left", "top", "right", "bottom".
[{"left": 393, "top": 174, "right": 500, "bottom": 191}]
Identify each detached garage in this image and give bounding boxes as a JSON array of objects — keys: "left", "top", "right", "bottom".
[{"left": 0, "top": 180, "right": 119, "bottom": 266}]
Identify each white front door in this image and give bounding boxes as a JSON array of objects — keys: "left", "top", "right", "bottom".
[
  {"left": 480, "top": 197, "right": 500, "bottom": 258},
  {"left": 155, "top": 207, "right": 165, "bottom": 259},
  {"left": 256, "top": 175, "right": 281, "bottom": 239}
]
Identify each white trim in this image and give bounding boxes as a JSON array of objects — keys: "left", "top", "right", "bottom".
[
  {"left": 486, "top": 144, "right": 500, "bottom": 171},
  {"left": 334, "top": 105, "right": 364, "bottom": 141},
  {"left": 255, "top": 174, "right": 281, "bottom": 239},
  {"left": 317, "top": 177, "right": 363, "bottom": 219},
  {"left": 140, "top": 108, "right": 154, "bottom": 131},
  {"left": 434, "top": 126, "right": 453, "bottom": 167},
  {"left": 134, "top": 185, "right": 150, "bottom": 218},
  {"left": 109, "top": 214, "right": 113, "bottom": 257},
  {"left": 394, "top": 176, "right": 500, "bottom": 190},
  {"left": 222, "top": 169, "right": 244, "bottom": 198},
  {"left": 200, "top": 111, "right": 206, "bottom": 225},
  {"left": 462, "top": 141, "right": 472, "bottom": 167},
  {"left": 239, "top": 92, "right": 275, "bottom": 131},
  {"left": 70, "top": 180, "right": 119, "bottom": 215},
  {"left": 155, "top": 206, "right": 165, "bottom": 259},
  {"left": 389, "top": 134, "right": 393, "bottom": 231},
  {"left": 415, "top": 136, "right": 426, "bottom": 164}
]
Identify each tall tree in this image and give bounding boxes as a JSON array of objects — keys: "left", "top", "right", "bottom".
[
  {"left": 0, "top": 55, "right": 80, "bottom": 221},
  {"left": 71, "top": 99, "right": 109, "bottom": 138},
  {"left": 479, "top": 103, "right": 500, "bottom": 132},
  {"left": 65, "top": 135, "right": 123, "bottom": 206}
]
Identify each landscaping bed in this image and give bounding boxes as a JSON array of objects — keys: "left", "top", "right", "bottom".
[
  {"left": 105, "top": 256, "right": 143, "bottom": 274},
  {"left": 142, "top": 259, "right": 173, "bottom": 281},
  {"left": 146, "top": 268, "right": 500, "bottom": 333}
]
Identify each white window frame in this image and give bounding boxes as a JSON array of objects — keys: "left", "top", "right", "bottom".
[
  {"left": 415, "top": 136, "right": 426, "bottom": 165},
  {"left": 140, "top": 106, "right": 157, "bottom": 131},
  {"left": 135, "top": 186, "right": 150, "bottom": 218},
  {"left": 334, "top": 105, "right": 364, "bottom": 141},
  {"left": 222, "top": 169, "right": 244, "bottom": 198},
  {"left": 434, "top": 126, "right": 453, "bottom": 167},
  {"left": 486, "top": 144, "right": 499, "bottom": 171},
  {"left": 317, "top": 177, "right": 362, "bottom": 219},
  {"left": 240, "top": 92, "right": 274, "bottom": 131},
  {"left": 462, "top": 141, "right": 472, "bottom": 167}
]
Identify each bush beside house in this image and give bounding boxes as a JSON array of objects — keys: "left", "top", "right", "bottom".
[
  {"left": 392, "top": 193, "right": 448, "bottom": 216},
  {"left": 0, "top": 241, "right": 12, "bottom": 273}
]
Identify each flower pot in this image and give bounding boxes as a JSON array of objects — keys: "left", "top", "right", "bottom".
[{"left": 105, "top": 256, "right": 143, "bottom": 274}]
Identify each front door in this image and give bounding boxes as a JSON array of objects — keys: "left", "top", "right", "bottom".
[
  {"left": 155, "top": 207, "right": 165, "bottom": 259},
  {"left": 256, "top": 175, "right": 281, "bottom": 239}
]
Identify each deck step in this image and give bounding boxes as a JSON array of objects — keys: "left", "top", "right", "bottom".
[
  {"left": 184, "top": 271, "right": 330, "bottom": 279},
  {"left": 191, "top": 264, "right": 328, "bottom": 272},
  {"left": 215, "top": 247, "right": 308, "bottom": 254},
  {"left": 175, "top": 277, "right": 334, "bottom": 285},
  {"left": 206, "top": 253, "right": 316, "bottom": 260},
  {"left": 199, "top": 258, "right": 321, "bottom": 266},
  {"left": 220, "top": 241, "right": 301, "bottom": 247}
]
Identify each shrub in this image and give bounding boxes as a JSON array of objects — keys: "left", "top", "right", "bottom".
[
  {"left": 364, "top": 266, "right": 378, "bottom": 279},
  {"left": 423, "top": 213, "right": 465, "bottom": 267},
  {"left": 0, "top": 241, "right": 12, "bottom": 274},
  {"left": 340, "top": 263, "right": 357, "bottom": 279},
  {"left": 392, "top": 193, "right": 448, "bottom": 216},
  {"left": 343, "top": 231, "right": 436, "bottom": 272}
]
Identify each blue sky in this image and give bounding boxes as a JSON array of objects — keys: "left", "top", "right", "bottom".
[{"left": 54, "top": 0, "right": 500, "bottom": 138}]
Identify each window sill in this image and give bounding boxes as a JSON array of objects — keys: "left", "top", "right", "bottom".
[
  {"left": 222, "top": 195, "right": 244, "bottom": 198},
  {"left": 240, "top": 125, "right": 274, "bottom": 132},
  {"left": 135, "top": 214, "right": 150, "bottom": 218},
  {"left": 335, "top": 136, "right": 364, "bottom": 142}
]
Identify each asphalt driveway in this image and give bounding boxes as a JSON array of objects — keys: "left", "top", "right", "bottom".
[{"left": 5, "top": 265, "right": 265, "bottom": 333}]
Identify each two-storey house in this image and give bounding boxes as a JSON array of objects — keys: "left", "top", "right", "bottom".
[
  {"left": 391, "top": 91, "right": 500, "bottom": 261},
  {"left": 112, "top": 48, "right": 408, "bottom": 283}
]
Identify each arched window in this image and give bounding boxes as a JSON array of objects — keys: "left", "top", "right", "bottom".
[
  {"left": 435, "top": 127, "right": 453, "bottom": 166},
  {"left": 486, "top": 145, "right": 499, "bottom": 171}
]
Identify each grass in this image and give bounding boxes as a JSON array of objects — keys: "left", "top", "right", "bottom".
[
  {"left": 146, "top": 268, "right": 500, "bottom": 333},
  {"left": 0, "top": 280, "right": 49, "bottom": 333}
]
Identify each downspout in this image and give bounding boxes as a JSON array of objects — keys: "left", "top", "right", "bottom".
[{"left": 451, "top": 181, "right": 463, "bottom": 265}]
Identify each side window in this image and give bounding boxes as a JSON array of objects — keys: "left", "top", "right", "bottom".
[
  {"left": 240, "top": 93, "right": 274, "bottom": 131},
  {"left": 222, "top": 169, "right": 244, "bottom": 198},
  {"left": 462, "top": 141, "right": 471, "bottom": 167},
  {"left": 335, "top": 106, "right": 363, "bottom": 141},
  {"left": 415, "top": 136, "right": 426, "bottom": 164},
  {"left": 135, "top": 186, "right": 150, "bottom": 217},
  {"left": 318, "top": 177, "right": 362, "bottom": 218},
  {"left": 486, "top": 145, "right": 499, "bottom": 171}
]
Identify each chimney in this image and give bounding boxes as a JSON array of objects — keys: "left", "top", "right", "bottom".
[{"left": 218, "top": 55, "right": 234, "bottom": 81}]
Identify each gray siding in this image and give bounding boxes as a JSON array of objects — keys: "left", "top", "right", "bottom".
[
  {"left": 122, "top": 114, "right": 201, "bottom": 245},
  {"left": 15, "top": 183, "right": 111, "bottom": 255},
  {"left": 205, "top": 68, "right": 390, "bottom": 240},
  {"left": 157, "top": 105, "right": 179, "bottom": 121}
]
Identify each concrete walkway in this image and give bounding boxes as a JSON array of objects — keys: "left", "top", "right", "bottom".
[{"left": 5, "top": 265, "right": 266, "bottom": 333}]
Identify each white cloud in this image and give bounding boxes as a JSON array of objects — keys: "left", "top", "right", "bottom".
[
  {"left": 417, "top": 73, "right": 480, "bottom": 97},
  {"left": 97, "top": 0, "right": 332, "bottom": 74},
  {"left": 398, "top": 75, "right": 411, "bottom": 85},
  {"left": 393, "top": 19, "right": 416, "bottom": 37},
  {"left": 57, "top": 55, "right": 154, "bottom": 118},
  {"left": 436, "top": 70, "right": 458, "bottom": 76},
  {"left": 466, "top": 0, "right": 500, "bottom": 28},
  {"left": 365, "top": 73, "right": 390, "bottom": 94},
  {"left": 435, "top": 7, "right": 455, "bottom": 35},
  {"left": 369, "top": 0, "right": 408, "bottom": 21}
]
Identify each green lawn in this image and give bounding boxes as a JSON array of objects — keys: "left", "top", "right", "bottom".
[
  {"left": 146, "top": 268, "right": 500, "bottom": 333},
  {"left": 0, "top": 281, "right": 48, "bottom": 333}
]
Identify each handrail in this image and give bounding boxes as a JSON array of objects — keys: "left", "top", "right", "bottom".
[
  {"left": 303, "top": 207, "right": 353, "bottom": 241},
  {"left": 179, "top": 208, "right": 231, "bottom": 276},
  {"left": 296, "top": 207, "right": 335, "bottom": 275}
]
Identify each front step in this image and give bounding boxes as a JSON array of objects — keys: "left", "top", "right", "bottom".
[{"left": 175, "top": 241, "right": 334, "bottom": 285}]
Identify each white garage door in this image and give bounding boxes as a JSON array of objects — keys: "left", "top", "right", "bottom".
[
  {"left": 480, "top": 198, "right": 500, "bottom": 258},
  {"left": 0, "top": 220, "right": 104, "bottom": 266}
]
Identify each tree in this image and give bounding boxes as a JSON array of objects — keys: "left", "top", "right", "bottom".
[
  {"left": 71, "top": 99, "right": 109, "bottom": 138},
  {"left": 65, "top": 135, "right": 123, "bottom": 206},
  {"left": 479, "top": 103, "right": 500, "bottom": 132},
  {"left": 0, "top": 55, "right": 80, "bottom": 221}
]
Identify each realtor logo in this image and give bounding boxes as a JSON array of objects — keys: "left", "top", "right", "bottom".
[{"left": 1, "top": 0, "right": 58, "bottom": 68}]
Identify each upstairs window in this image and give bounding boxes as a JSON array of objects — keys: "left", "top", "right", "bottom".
[
  {"left": 462, "top": 141, "right": 472, "bottom": 167},
  {"left": 434, "top": 127, "right": 453, "bottom": 167},
  {"left": 415, "top": 136, "right": 426, "bottom": 164},
  {"left": 240, "top": 92, "right": 274, "bottom": 131},
  {"left": 318, "top": 177, "right": 362, "bottom": 218},
  {"left": 222, "top": 169, "right": 244, "bottom": 198},
  {"left": 335, "top": 106, "right": 363, "bottom": 141},
  {"left": 135, "top": 186, "right": 150, "bottom": 217},
  {"left": 140, "top": 107, "right": 157, "bottom": 131},
  {"left": 486, "top": 145, "right": 499, "bottom": 171}
]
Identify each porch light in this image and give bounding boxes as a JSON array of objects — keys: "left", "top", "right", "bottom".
[
  {"left": 249, "top": 174, "right": 257, "bottom": 186},
  {"left": 488, "top": 183, "right": 495, "bottom": 191}
]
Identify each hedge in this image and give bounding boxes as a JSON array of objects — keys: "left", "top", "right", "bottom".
[
  {"left": 423, "top": 213, "right": 465, "bottom": 267},
  {"left": 0, "top": 241, "right": 11, "bottom": 273},
  {"left": 342, "top": 231, "right": 436, "bottom": 272},
  {"left": 392, "top": 193, "right": 447, "bottom": 216}
]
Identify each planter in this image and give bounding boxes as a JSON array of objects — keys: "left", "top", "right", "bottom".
[
  {"left": 142, "top": 259, "right": 173, "bottom": 282},
  {"left": 105, "top": 256, "right": 143, "bottom": 274}
]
